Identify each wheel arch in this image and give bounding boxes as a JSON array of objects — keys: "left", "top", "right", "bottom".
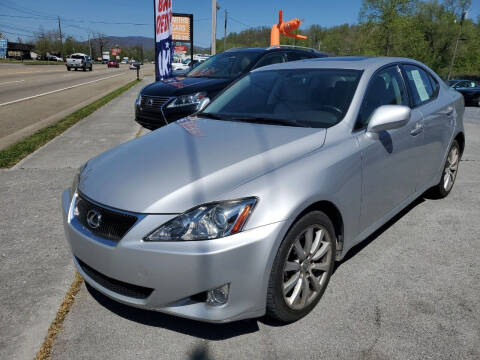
[
  {"left": 291, "top": 200, "right": 344, "bottom": 258},
  {"left": 454, "top": 131, "right": 465, "bottom": 156}
]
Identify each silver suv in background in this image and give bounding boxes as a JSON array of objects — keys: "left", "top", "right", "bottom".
[{"left": 66, "top": 53, "right": 93, "bottom": 72}]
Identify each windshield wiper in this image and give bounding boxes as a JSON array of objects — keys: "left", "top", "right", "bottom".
[{"left": 228, "top": 116, "right": 303, "bottom": 127}]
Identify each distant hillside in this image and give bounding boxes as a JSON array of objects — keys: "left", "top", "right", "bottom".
[
  {"left": 105, "top": 36, "right": 155, "bottom": 50},
  {"left": 99, "top": 36, "right": 209, "bottom": 53}
]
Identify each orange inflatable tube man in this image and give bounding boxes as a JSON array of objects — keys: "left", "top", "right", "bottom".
[{"left": 270, "top": 10, "right": 308, "bottom": 46}]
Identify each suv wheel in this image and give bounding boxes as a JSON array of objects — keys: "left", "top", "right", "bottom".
[{"left": 267, "top": 211, "right": 336, "bottom": 323}]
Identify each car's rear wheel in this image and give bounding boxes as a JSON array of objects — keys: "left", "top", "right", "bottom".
[
  {"left": 83, "top": 66, "right": 86, "bottom": 72},
  {"left": 427, "top": 140, "right": 460, "bottom": 199},
  {"left": 267, "top": 211, "right": 336, "bottom": 323},
  {"left": 67, "top": 67, "right": 71, "bottom": 71}
]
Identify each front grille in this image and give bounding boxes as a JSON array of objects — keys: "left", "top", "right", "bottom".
[
  {"left": 140, "top": 95, "right": 172, "bottom": 112},
  {"left": 74, "top": 195, "right": 138, "bottom": 242},
  {"left": 76, "top": 257, "right": 153, "bottom": 299}
]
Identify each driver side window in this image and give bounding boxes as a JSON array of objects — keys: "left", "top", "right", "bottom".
[{"left": 356, "top": 66, "right": 408, "bottom": 129}]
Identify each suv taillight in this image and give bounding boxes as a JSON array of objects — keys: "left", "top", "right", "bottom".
[{"left": 81, "top": 60, "right": 84, "bottom": 64}]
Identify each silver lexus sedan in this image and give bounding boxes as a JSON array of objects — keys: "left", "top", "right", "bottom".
[{"left": 62, "top": 57, "right": 465, "bottom": 323}]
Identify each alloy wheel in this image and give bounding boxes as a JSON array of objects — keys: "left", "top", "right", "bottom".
[
  {"left": 443, "top": 145, "right": 459, "bottom": 192},
  {"left": 282, "top": 225, "right": 333, "bottom": 310}
]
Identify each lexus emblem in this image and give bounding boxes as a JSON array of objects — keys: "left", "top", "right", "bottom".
[
  {"left": 147, "top": 98, "right": 154, "bottom": 106},
  {"left": 86, "top": 209, "right": 102, "bottom": 229}
]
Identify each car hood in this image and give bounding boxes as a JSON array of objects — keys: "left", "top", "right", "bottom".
[
  {"left": 141, "top": 77, "right": 232, "bottom": 97},
  {"left": 79, "top": 118, "right": 326, "bottom": 213}
]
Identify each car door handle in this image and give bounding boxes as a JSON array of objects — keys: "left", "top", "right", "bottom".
[{"left": 410, "top": 123, "right": 423, "bottom": 136}]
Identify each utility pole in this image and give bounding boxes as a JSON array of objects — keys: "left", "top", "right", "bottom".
[
  {"left": 88, "top": 33, "right": 92, "bottom": 58},
  {"left": 211, "top": 0, "right": 220, "bottom": 55},
  {"left": 57, "top": 16, "right": 63, "bottom": 56},
  {"left": 448, "top": 10, "right": 468, "bottom": 80},
  {"left": 224, "top": 9, "right": 227, "bottom": 52}
]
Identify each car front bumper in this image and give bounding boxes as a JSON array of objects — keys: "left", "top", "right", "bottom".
[{"left": 62, "top": 190, "right": 284, "bottom": 323}]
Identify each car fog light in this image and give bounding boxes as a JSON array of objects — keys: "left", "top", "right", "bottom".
[{"left": 206, "top": 284, "right": 229, "bottom": 306}]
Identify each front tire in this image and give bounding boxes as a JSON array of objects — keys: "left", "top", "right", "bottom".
[
  {"left": 427, "top": 140, "right": 460, "bottom": 199},
  {"left": 266, "top": 211, "right": 336, "bottom": 323}
]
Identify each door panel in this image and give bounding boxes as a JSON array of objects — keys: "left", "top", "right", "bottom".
[
  {"left": 356, "top": 108, "right": 423, "bottom": 231},
  {"left": 355, "top": 65, "right": 424, "bottom": 232},
  {"left": 402, "top": 64, "right": 454, "bottom": 187}
]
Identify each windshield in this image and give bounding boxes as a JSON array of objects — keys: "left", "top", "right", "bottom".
[
  {"left": 187, "top": 51, "right": 260, "bottom": 79},
  {"left": 201, "top": 69, "right": 362, "bottom": 128},
  {"left": 182, "top": 58, "right": 190, "bottom": 64}
]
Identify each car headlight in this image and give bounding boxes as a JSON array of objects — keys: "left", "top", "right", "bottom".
[
  {"left": 71, "top": 162, "right": 87, "bottom": 197},
  {"left": 135, "top": 92, "right": 142, "bottom": 106},
  {"left": 167, "top": 92, "right": 208, "bottom": 109},
  {"left": 144, "top": 197, "right": 257, "bottom": 241}
]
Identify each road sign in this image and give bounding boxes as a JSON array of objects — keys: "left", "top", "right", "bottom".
[{"left": 0, "top": 39, "right": 7, "bottom": 59}]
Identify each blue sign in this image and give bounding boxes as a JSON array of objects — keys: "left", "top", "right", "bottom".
[
  {"left": 154, "top": 0, "right": 173, "bottom": 80},
  {"left": 0, "top": 39, "right": 7, "bottom": 59}
]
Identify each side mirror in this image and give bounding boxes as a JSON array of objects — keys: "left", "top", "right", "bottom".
[
  {"left": 198, "top": 97, "right": 210, "bottom": 112},
  {"left": 367, "top": 105, "right": 411, "bottom": 134}
]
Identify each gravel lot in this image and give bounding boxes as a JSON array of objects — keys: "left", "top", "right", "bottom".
[
  {"left": 1, "top": 102, "right": 479, "bottom": 360},
  {"left": 53, "top": 108, "right": 480, "bottom": 360}
]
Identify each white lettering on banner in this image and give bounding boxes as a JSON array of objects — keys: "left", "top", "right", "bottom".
[
  {"left": 158, "top": 42, "right": 172, "bottom": 77},
  {"left": 155, "top": 0, "right": 173, "bottom": 42}
]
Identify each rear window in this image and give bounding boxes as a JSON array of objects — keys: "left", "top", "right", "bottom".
[{"left": 71, "top": 55, "right": 85, "bottom": 60}]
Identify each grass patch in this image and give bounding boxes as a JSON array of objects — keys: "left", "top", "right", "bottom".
[
  {"left": 35, "top": 272, "right": 84, "bottom": 360},
  {"left": 0, "top": 79, "right": 141, "bottom": 168},
  {"left": 25, "top": 61, "right": 66, "bottom": 65},
  {"left": 0, "top": 59, "right": 64, "bottom": 65}
]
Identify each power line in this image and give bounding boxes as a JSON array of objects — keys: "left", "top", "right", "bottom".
[
  {"left": 0, "top": 29, "right": 35, "bottom": 38},
  {"left": 229, "top": 16, "right": 252, "bottom": 28}
]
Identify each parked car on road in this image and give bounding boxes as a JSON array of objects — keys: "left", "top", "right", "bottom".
[
  {"left": 66, "top": 53, "right": 93, "bottom": 72},
  {"left": 63, "top": 57, "right": 464, "bottom": 323},
  {"left": 107, "top": 60, "right": 119, "bottom": 68},
  {"left": 135, "top": 46, "right": 327, "bottom": 129},
  {"left": 448, "top": 79, "right": 480, "bottom": 106}
]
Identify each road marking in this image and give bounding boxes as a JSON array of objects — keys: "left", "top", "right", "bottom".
[
  {"left": 0, "top": 80, "right": 25, "bottom": 86},
  {"left": 0, "top": 73, "right": 128, "bottom": 107},
  {"left": 1, "top": 69, "right": 65, "bottom": 76}
]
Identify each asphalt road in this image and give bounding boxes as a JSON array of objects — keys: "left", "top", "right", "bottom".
[
  {"left": 0, "top": 94, "right": 479, "bottom": 359},
  {"left": 0, "top": 62, "right": 154, "bottom": 150}
]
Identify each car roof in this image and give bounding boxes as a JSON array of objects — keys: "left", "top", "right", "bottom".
[
  {"left": 253, "top": 56, "right": 428, "bottom": 72},
  {"left": 225, "top": 47, "right": 327, "bottom": 56}
]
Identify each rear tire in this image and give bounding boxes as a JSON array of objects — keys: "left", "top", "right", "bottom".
[
  {"left": 83, "top": 66, "right": 86, "bottom": 72},
  {"left": 426, "top": 140, "right": 460, "bottom": 199},
  {"left": 266, "top": 211, "right": 336, "bottom": 323},
  {"left": 67, "top": 67, "right": 71, "bottom": 71}
]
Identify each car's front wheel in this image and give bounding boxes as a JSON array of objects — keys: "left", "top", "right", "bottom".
[
  {"left": 267, "top": 211, "right": 336, "bottom": 323},
  {"left": 427, "top": 140, "right": 460, "bottom": 199}
]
